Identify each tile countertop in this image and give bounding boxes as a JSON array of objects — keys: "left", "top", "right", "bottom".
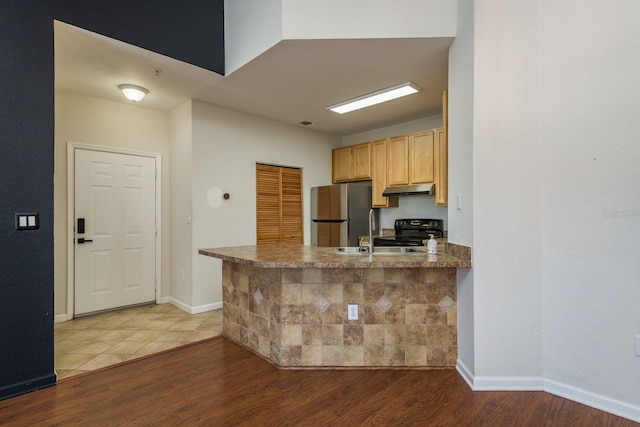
[{"left": 198, "top": 243, "right": 471, "bottom": 269}]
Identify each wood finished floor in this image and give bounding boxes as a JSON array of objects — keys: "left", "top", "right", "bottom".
[{"left": 0, "top": 337, "right": 637, "bottom": 426}]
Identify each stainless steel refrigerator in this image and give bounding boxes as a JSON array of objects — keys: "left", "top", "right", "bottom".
[{"left": 310, "top": 182, "right": 379, "bottom": 247}]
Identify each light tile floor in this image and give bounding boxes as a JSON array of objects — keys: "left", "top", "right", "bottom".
[{"left": 54, "top": 304, "right": 223, "bottom": 379}]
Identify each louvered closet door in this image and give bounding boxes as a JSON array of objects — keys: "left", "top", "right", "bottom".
[
  {"left": 280, "top": 167, "right": 303, "bottom": 243},
  {"left": 256, "top": 165, "right": 282, "bottom": 244},
  {"left": 256, "top": 164, "right": 303, "bottom": 244}
]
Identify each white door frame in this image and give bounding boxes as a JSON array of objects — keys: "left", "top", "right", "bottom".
[{"left": 67, "top": 142, "right": 163, "bottom": 320}]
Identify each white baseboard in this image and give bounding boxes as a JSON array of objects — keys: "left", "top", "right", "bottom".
[
  {"left": 473, "top": 375, "right": 544, "bottom": 391},
  {"left": 456, "top": 367, "right": 640, "bottom": 423},
  {"left": 54, "top": 298, "right": 218, "bottom": 322},
  {"left": 168, "top": 297, "right": 222, "bottom": 315},
  {"left": 544, "top": 379, "right": 640, "bottom": 423},
  {"left": 456, "top": 359, "right": 474, "bottom": 389},
  {"left": 54, "top": 314, "right": 68, "bottom": 323}
]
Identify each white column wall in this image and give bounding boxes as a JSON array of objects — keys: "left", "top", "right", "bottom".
[
  {"left": 448, "top": 0, "right": 475, "bottom": 377},
  {"left": 169, "top": 101, "right": 194, "bottom": 308},
  {"left": 538, "top": 0, "right": 640, "bottom": 412},
  {"left": 473, "top": 0, "right": 543, "bottom": 381},
  {"left": 472, "top": 0, "right": 640, "bottom": 418}
]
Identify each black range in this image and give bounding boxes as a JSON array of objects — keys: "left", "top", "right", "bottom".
[{"left": 373, "top": 218, "right": 444, "bottom": 247}]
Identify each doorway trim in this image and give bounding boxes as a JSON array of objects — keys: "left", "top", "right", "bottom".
[{"left": 66, "top": 142, "right": 163, "bottom": 320}]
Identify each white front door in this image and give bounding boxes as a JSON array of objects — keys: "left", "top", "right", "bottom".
[{"left": 74, "top": 149, "right": 156, "bottom": 315}]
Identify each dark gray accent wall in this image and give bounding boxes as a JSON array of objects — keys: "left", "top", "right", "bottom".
[
  {"left": 55, "top": 0, "right": 225, "bottom": 75},
  {"left": 0, "top": 0, "right": 224, "bottom": 401},
  {"left": 0, "top": 0, "right": 56, "bottom": 400}
]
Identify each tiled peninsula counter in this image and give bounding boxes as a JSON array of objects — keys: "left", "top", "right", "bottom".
[{"left": 199, "top": 243, "right": 471, "bottom": 368}]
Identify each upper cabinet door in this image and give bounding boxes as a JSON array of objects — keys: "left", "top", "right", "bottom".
[
  {"left": 387, "top": 131, "right": 435, "bottom": 186},
  {"left": 351, "top": 142, "right": 371, "bottom": 179},
  {"left": 371, "top": 138, "right": 398, "bottom": 208},
  {"left": 332, "top": 146, "right": 352, "bottom": 182},
  {"left": 435, "top": 89, "right": 449, "bottom": 206},
  {"left": 409, "top": 130, "right": 435, "bottom": 185},
  {"left": 434, "top": 127, "right": 448, "bottom": 206},
  {"left": 387, "top": 135, "right": 410, "bottom": 186},
  {"left": 332, "top": 143, "right": 371, "bottom": 183}
]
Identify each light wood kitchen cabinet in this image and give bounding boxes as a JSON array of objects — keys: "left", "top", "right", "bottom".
[
  {"left": 387, "top": 130, "right": 435, "bottom": 186},
  {"left": 434, "top": 90, "right": 448, "bottom": 206},
  {"left": 332, "top": 146, "right": 351, "bottom": 182},
  {"left": 351, "top": 142, "right": 371, "bottom": 179},
  {"left": 332, "top": 142, "right": 371, "bottom": 183},
  {"left": 371, "top": 138, "right": 398, "bottom": 208},
  {"left": 387, "top": 135, "right": 409, "bottom": 186},
  {"left": 410, "top": 130, "right": 435, "bottom": 184},
  {"left": 434, "top": 128, "right": 448, "bottom": 206},
  {"left": 330, "top": 117, "right": 447, "bottom": 208}
]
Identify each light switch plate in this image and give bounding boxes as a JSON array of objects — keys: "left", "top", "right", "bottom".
[
  {"left": 635, "top": 335, "right": 640, "bottom": 357},
  {"left": 16, "top": 213, "right": 39, "bottom": 230}
]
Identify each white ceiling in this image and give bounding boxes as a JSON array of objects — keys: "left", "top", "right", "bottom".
[{"left": 54, "top": 21, "right": 452, "bottom": 136}]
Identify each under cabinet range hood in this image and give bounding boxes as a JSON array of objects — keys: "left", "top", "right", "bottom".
[{"left": 382, "top": 183, "right": 434, "bottom": 197}]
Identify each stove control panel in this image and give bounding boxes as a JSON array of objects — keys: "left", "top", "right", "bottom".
[{"left": 394, "top": 218, "right": 443, "bottom": 232}]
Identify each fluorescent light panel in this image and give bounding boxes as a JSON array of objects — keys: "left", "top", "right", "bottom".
[{"left": 327, "top": 81, "right": 421, "bottom": 114}]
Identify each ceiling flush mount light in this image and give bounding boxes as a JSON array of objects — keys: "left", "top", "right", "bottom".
[
  {"left": 327, "top": 81, "right": 421, "bottom": 114},
  {"left": 118, "top": 84, "right": 148, "bottom": 102}
]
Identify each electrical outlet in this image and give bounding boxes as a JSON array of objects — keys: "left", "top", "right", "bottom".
[
  {"left": 635, "top": 335, "right": 640, "bottom": 357},
  {"left": 348, "top": 304, "right": 358, "bottom": 320},
  {"left": 180, "top": 269, "right": 185, "bottom": 281}
]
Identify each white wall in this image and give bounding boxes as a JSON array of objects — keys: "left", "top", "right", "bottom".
[
  {"left": 448, "top": 0, "right": 475, "bottom": 376},
  {"left": 472, "top": 0, "right": 640, "bottom": 420},
  {"left": 473, "top": 0, "right": 543, "bottom": 383},
  {"left": 282, "top": 0, "right": 457, "bottom": 39},
  {"left": 54, "top": 91, "right": 171, "bottom": 317},
  {"left": 448, "top": 2, "right": 474, "bottom": 247},
  {"left": 169, "top": 101, "right": 193, "bottom": 307},
  {"left": 537, "top": 0, "right": 640, "bottom": 415},
  {"left": 224, "top": 0, "right": 282, "bottom": 74},
  {"left": 189, "top": 101, "right": 341, "bottom": 309}
]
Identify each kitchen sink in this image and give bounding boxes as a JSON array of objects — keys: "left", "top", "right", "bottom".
[
  {"left": 334, "top": 246, "right": 422, "bottom": 254},
  {"left": 334, "top": 247, "right": 369, "bottom": 254}
]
